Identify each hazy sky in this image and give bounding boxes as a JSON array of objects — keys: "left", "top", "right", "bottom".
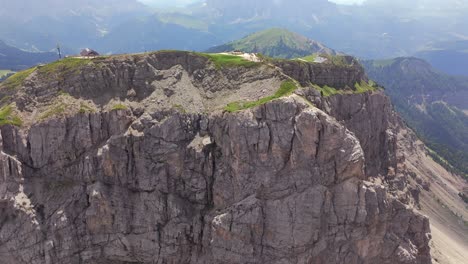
[
  {"left": 139, "top": 0, "right": 195, "bottom": 7},
  {"left": 139, "top": 0, "right": 367, "bottom": 7},
  {"left": 331, "top": 0, "right": 365, "bottom": 4}
]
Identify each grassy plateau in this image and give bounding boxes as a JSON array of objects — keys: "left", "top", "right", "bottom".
[{"left": 225, "top": 81, "right": 297, "bottom": 112}]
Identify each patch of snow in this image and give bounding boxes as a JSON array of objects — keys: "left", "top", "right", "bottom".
[
  {"left": 11, "top": 184, "right": 39, "bottom": 226},
  {"left": 314, "top": 56, "right": 328, "bottom": 63},
  {"left": 97, "top": 145, "right": 109, "bottom": 157},
  {"left": 218, "top": 52, "right": 261, "bottom": 62},
  {"left": 60, "top": 214, "right": 68, "bottom": 222},
  {"left": 188, "top": 133, "right": 212, "bottom": 152},
  {"left": 202, "top": 137, "right": 212, "bottom": 146},
  {"left": 212, "top": 213, "right": 228, "bottom": 226},
  {"left": 92, "top": 190, "right": 100, "bottom": 197}
]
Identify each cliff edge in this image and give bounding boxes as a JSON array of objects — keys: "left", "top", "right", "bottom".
[{"left": 0, "top": 51, "right": 435, "bottom": 263}]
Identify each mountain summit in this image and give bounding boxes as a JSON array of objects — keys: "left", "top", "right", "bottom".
[
  {"left": 0, "top": 40, "right": 56, "bottom": 70},
  {"left": 0, "top": 50, "right": 440, "bottom": 263},
  {"left": 207, "top": 28, "right": 338, "bottom": 59}
]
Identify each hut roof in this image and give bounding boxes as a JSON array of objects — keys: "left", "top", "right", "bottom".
[{"left": 80, "top": 48, "right": 99, "bottom": 57}]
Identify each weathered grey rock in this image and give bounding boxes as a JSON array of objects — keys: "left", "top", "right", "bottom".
[
  {"left": 274, "top": 58, "right": 366, "bottom": 88},
  {"left": 0, "top": 51, "right": 431, "bottom": 264},
  {"left": 0, "top": 97, "right": 431, "bottom": 264}
]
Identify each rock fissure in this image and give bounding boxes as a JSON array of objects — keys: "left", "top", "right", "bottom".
[{"left": 0, "top": 51, "right": 434, "bottom": 264}]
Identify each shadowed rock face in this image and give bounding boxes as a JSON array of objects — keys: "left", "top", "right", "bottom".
[
  {"left": 274, "top": 57, "right": 367, "bottom": 88},
  {"left": 0, "top": 52, "right": 431, "bottom": 264}
]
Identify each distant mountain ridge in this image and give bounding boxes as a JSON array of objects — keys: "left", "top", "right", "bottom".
[
  {"left": 0, "top": 0, "right": 149, "bottom": 52},
  {"left": 208, "top": 29, "right": 468, "bottom": 177},
  {"left": 363, "top": 57, "right": 468, "bottom": 176},
  {"left": 416, "top": 40, "right": 468, "bottom": 76},
  {"left": 0, "top": 40, "right": 57, "bottom": 70},
  {"left": 1, "top": 0, "right": 468, "bottom": 59},
  {"left": 202, "top": 0, "right": 336, "bottom": 22},
  {"left": 0, "top": 0, "right": 147, "bottom": 22},
  {"left": 206, "top": 28, "right": 338, "bottom": 59}
]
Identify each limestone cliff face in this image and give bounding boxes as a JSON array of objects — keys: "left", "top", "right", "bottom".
[
  {"left": 298, "top": 88, "right": 397, "bottom": 177},
  {"left": 274, "top": 57, "right": 366, "bottom": 88},
  {"left": 0, "top": 52, "right": 431, "bottom": 264}
]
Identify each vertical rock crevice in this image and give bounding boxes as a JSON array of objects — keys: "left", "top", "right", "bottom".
[{"left": 0, "top": 52, "right": 433, "bottom": 264}]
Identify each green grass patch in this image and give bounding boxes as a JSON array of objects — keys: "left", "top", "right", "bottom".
[
  {"left": 299, "top": 54, "right": 318, "bottom": 62},
  {"left": 298, "top": 96, "right": 316, "bottom": 108},
  {"left": 313, "top": 84, "right": 344, "bottom": 97},
  {"left": 255, "top": 53, "right": 274, "bottom": 62},
  {"left": 39, "top": 103, "right": 66, "bottom": 121},
  {"left": 2, "top": 58, "right": 92, "bottom": 88},
  {"left": 0, "top": 105, "right": 22, "bottom": 126},
  {"left": 224, "top": 81, "right": 297, "bottom": 112},
  {"left": 354, "top": 80, "right": 379, "bottom": 94},
  {"left": 79, "top": 103, "right": 95, "bottom": 114},
  {"left": 202, "top": 53, "right": 259, "bottom": 69},
  {"left": 312, "top": 80, "right": 380, "bottom": 97},
  {"left": 320, "top": 54, "right": 353, "bottom": 66},
  {"left": 172, "top": 104, "right": 186, "bottom": 113},
  {"left": 37, "top": 57, "right": 91, "bottom": 76},
  {"left": 1, "top": 67, "right": 37, "bottom": 89},
  {"left": 0, "top": 96, "right": 12, "bottom": 106},
  {"left": 111, "top": 103, "right": 128, "bottom": 111},
  {"left": 0, "top": 70, "right": 14, "bottom": 78},
  {"left": 58, "top": 90, "right": 70, "bottom": 96}
]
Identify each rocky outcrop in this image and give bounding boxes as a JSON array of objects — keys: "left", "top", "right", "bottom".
[
  {"left": 0, "top": 51, "right": 431, "bottom": 263},
  {"left": 297, "top": 87, "right": 399, "bottom": 177},
  {"left": 274, "top": 57, "right": 366, "bottom": 88}
]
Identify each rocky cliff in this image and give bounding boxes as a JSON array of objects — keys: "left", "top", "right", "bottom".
[
  {"left": 363, "top": 57, "right": 468, "bottom": 178},
  {"left": 0, "top": 52, "right": 432, "bottom": 264},
  {"left": 274, "top": 56, "right": 366, "bottom": 88}
]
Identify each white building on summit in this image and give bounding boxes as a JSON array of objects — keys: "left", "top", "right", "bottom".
[{"left": 80, "top": 48, "right": 100, "bottom": 57}]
